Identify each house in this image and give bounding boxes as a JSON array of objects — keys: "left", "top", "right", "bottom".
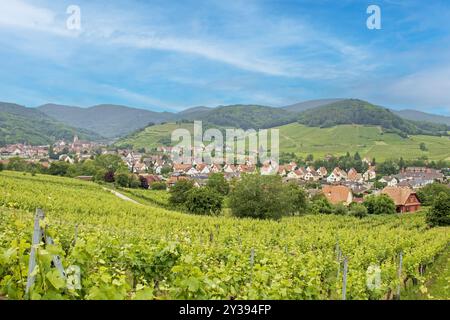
[
  {"left": 304, "top": 170, "right": 320, "bottom": 182},
  {"left": 142, "top": 174, "right": 162, "bottom": 187},
  {"left": 260, "top": 163, "right": 277, "bottom": 175},
  {"left": 363, "top": 167, "right": 376, "bottom": 181},
  {"left": 326, "top": 168, "right": 345, "bottom": 183},
  {"left": 186, "top": 167, "right": 199, "bottom": 176},
  {"left": 210, "top": 164, "right": 223, "bottom": 173},
  {"left": 306, "top": 166, "right": 315, "bottom": 173},
  {"left": 381, "top": 187, "right": 421, "bottom": 213},
  {"left": 59, "top": 154, "right": 74, "bottom": 164},
  {"left": 223, "top": 164, "right": 238, "bottom": 174},
  {"left": 196, "top": 163, "right": 211, "bottom": 175},
  {"left": 277, "top": 165, "right": 287, "bottom": 176},
  {"left": 316, "top": 167, "right": 328, "bottom": 178},
  {"left": 239, "top": 164, "right": 256, "bottom": 174},
  {"left": 322, "top": 185, "right": 353, "bottom": 205},
  {"left": 287, "top": 169, "right": 305, "bottom": 180},
  {"left": 379, "top": 176, "right": 398, "bottom": 187},
  {"left": 173, "top": 164, "right": 192, "bottom": 173}
]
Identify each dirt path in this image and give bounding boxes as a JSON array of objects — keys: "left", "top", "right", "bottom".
[{"left": 103, "top": 188, "right": 141, "bottom": 205}]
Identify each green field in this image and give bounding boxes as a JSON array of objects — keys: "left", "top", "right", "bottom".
[
  {"left": 115, "top": 122, "right": 450, "bottom": 161},
  {"left": 278, "top": 123, "right": 450, "bottom": 161},
  {"left": 0, "top": 171, "right": 449, "bottom": 300}
]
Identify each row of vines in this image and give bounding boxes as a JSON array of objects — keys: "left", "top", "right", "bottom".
[{"left": 0, "top": 171, "right": 448, "bottom": 300}]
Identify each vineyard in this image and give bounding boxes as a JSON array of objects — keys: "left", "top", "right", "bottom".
[{"left": 0, "top": 171, "right": 449, "bottom": 300}]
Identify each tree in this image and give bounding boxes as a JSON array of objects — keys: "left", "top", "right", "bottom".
[
  {"left": 333, "top": 203, "right": 348, "bottom": 215},
  {"left": 184, "top": 187, "right": 223, "bottom": 215},
  {"left": 0, "top": 162, "right": 3, "bottom": 172},
  {"left": 115, "top": 173, "right": 130, "bottom": 188},
  {"left": 104, "top": 170, "right": 115, "bottom": 183},
  {"left": 48, "top": 161, "right": 70, "bottom": 176},
  {"left": 206, "top": 173, "right": 229, "bottom": 196},
  {"left": 364, "top": 194, "right": 396, "bottom": 215},
  {"left": 310, "top": 196, "right": 333, "bottom": 214},
  {"left": 139, "top": 176, "right": 149, "bottom": 189},
  {"left": 284, "top": 182, "right": 308, "bottom": 215},
  {"left": 417, "top": 183, "right": 450, "bottom": 206},
  {"left": 169, "top": 180, "right": 195, "bottom": 207},
  {"left": 426, "top": 192, "right": 450, "bottom": 227},
  {"left": 7, "top": 157, "right": 28, "bottom": 172},
  {"left": 349, "top": 203, "right": 368, "bottom": 218},
  {"left": 419, "top": 142, "right": 428, "bottom": 151},
  {"left": 229, "top": 174, "right": 288, "bottom": 220},
  {"left": 373, "top": 181, "right": 387, "bottom": 190},
  {"left": 151, "top": 182, "right": 167, "bottom": 190}
]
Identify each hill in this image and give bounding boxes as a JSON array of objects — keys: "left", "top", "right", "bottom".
[
  {"left": 278, "top": 123, "right": 450, "bottom": 161},
  {"left": 0, "top": 102, "right": 102, "bottom": 146},
  {"left": 282, "top": 98, "right": 345, "bottom": 113},
  {"left": 297, "top": 99, "right": 449, "bottom": 137},
  {"left": 393, "top": 109, "right": 450, "bottom": 126},
  {"left": 38, "top": 103, "right": 175, "bottom": 139},
  {"left": 194, "top": 104, "right": 295, "bottom": 129}
]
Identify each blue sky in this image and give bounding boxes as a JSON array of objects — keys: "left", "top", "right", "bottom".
[{"left": 0, "top": 0, "right": 450, "bottom": 115}]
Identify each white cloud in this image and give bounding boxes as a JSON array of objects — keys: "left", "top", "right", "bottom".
[{"left": 385, "top": 66, "right": 450, "bottom": 111}]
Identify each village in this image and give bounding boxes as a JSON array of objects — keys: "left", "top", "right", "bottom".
[{"left": 1, "top": 135, "right": 448, "bottom": 214}]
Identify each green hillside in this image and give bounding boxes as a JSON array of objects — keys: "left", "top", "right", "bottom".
[
  {"left": 297, "top": 99, "right": 449, "bottom": 137},
  {"left": 0, "top": 102, "right": 102, "bottom": 146},
  {"left": 115, "top": 121, "right": 450, "bottom": 161},
  {"left": 115, "top": 122, "right": 195, "bottom": 149},
  {"left": 278, "top": 123, "right": 450, "bottom": 161}
]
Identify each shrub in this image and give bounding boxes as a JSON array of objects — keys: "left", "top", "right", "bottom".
[
  {"left": 364, "top": 194, "right": 396, "bottom": 215},
  {"left": 333, "top": 203, "right": 348, "bottom": 215},
  {"left": 284, "top": 182, "right": 308, "bottom": 215},
  {"left": 349, "top": 203, "right": 368, "bottom": 218},
  {"left": 0, "top": 162, "right": 3, "bottom": 171},
  {"left": 310, "top": 195, "right": 333, "bottom": 214},
  {"left": 115, "top": 173, "right": 130, "bottom": 187},
  {"left": 151, "top": 182, "right": 167, "bottom": 190},
  {"left": 417, "top": 183, "right": 450, "bottom": 206},
  {"left": 169, "top": 180, "right": 195, "bottom": 207},
  {"left": 229, "top": 174, "right": 287, "bottom": 220},
  {"left": 129, "top": 175, "right": 141, "bottom": 188},
  {"left": 104, "top": 170, "right": 115, "bottom": 183},
  {"left": 184, "top": 187, "right": 223, "bottom": 215},
  {"left": 139, "top": 176, "right": 149, "bottom": 189},
  {"left": 206, "top": 173, "right": 230, "bottom": 195},
  {"left": 426, "top": 192, "right": 450, "bottom": 227}
]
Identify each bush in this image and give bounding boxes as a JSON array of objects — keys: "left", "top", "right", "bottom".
[
  {"left": 184, "top": 187, "right": 223, "bottom": 215},
  {"left": 169, "top": 180, "right": 195, "bottom": 207},
  {"left": 129, "top": 175, "right": 141, "bottom": 189},
  {"left": 310, "top": 196, "right": 334, "bottom": 214},
  {"left": 284, "top": 182, "right": 308, "bottom": 215},
  {"left": 151, "top": 182, "right": 167, "bottom": 190},
  {"left": 206, "top": 173, "right": 230, "bottom": 195},
  {"left": 229, "top": 174, "right": 288, "bottom": 220},
  {"left": 115, "top": 173, "right": 130, "bottom": 187},
  {"left": 426, "top": 192, "right": 450, "bottom": 227},
  {"left": 364, "top": 194, "right": 396, "bottom": 215},
  {"left": 349, "top": 203, "right": 368, "bottom": 218},
  {"left": 333, "top": 203, "right": 348, "bottom": 215},
  {"left": 0, "top": 162, "right": 3, "bottom": 171},
  {"left": 104, "top": 170, "right": 115, "bottom": 183},
  {"left": 139, "top": 176, "right": 149, "bottom": 189},
  {"left": 417, "top": 183, "right": 450, "bottom": 206}
]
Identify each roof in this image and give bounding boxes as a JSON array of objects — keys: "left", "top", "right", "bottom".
[
  {"left": 381, "top": 187, "right": 420, "bottom": 206},
  {"left": 322, "top": 185, "right": 352, "bottom": 204}
]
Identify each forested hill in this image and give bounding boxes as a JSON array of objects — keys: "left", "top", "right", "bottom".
[
  {"left": 0, "top": 102, "right": 102, "bottom": 146},
  {"left": 297, "top": 99, "right": 449, "bottom": 137},
  {"left": 192, "top": 104, "right": 295, "bottom": 129}
]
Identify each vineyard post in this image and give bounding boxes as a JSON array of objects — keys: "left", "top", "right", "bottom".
[
  {"left": 45, "top": 236, "right": 66, "bottom": 280},
  {"left": 25, "top": 208, "right": 45, "bottom": 296},
  {"left": 342, "top": 257, "right": 348, "bottom": 300},
  {"left": 396, "top": 251, "right": 403, "bottom": 299}
]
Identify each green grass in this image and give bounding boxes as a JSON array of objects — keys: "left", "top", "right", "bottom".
[{"left": 277, "top": 123, "right": 450, "bottom": 161}]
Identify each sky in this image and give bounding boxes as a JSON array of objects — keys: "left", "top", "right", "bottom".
[{"left": 0, "top": 0, "right": 450, "bottom": 115}]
